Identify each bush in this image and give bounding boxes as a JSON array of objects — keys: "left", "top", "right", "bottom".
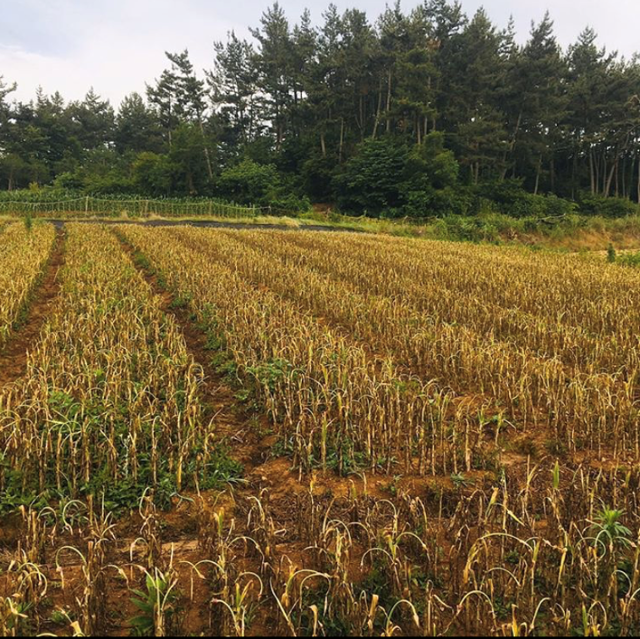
[
  {"left": 474, "top": 179, "right": 533, "bottom": 217},
  {"left": 618, "top": 252, "right": 640, "bottom": 267},
  {"left": 426, "top": 214, "right": 524, "bottom": 243},
  {"left": 131, "top": 153, "right": 173, "bottom": 196},
  {"left": 217, "top": 159, "right": 309, "bottom": 213},
  {"left": 542, "top": 194, "right": 578, "bottom": 218},
  {"left": 54, "top": 172, "right": 86, "bottom": 191},
  {"left": 578, "top": 194, "right": 638, "bottom": 218},
  {"left": 301, "top": 155, "right": 336, "bottom": 200},
  {"left": 268, "top": 194, "right": 311, "bottom": 215},
  {"left": 472, "top": 180, "right": 578, "bottom": 219},
  {"left": 403, "top": 133, "right": 459, "bottom": 191},
  {"left": 83, "top": 173, "right": 136, "bottom": 195},
  {"left": 402, "top": 186, "right": 474, "bottom": 218},
  {"left": 217, "top": 160, "right": 280, "bottom": 205},
  {"left": 400, "top": 133, "right": 464, "bottom": 218}
]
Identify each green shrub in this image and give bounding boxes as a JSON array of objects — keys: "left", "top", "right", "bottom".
[
  {"left": 217, "top": 159, "right": 309, "bottom": 213},
  {"left": 543, "top": 194, "right": 578, "bottom": 217},
  {"left": 403, "top": 186, "right": 473, "bottom": 218},
  {"left": 131, "top": 152, "right": 173, "bottom": 196},
  {"left": 268, "top": 193, "right": 311, "bottom": 214},
  {"left": 618, "top": 252, "right": 640, "bottom": 268},
  {"left": 473, "top": 180, "right": 577, "bottom": 219},
  {"left": 217, "top": 159, "right": 281, "bottom": 205},
  {"left": 579, "top": 194, "right": 638, "bottom": 218},
  {"left": 301, "top": 155, "right": 337, "bottom": 200}
]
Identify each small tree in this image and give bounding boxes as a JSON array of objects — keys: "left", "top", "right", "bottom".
[
  {"left": 217, "top": 159, "right": 280, "bottom": 206},
  {"left": 333, "top": 138, "right": 408, "bottom": 216}
]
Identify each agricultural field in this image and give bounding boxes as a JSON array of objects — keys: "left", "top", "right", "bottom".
[{"left": 1, "top": 221, "right": 640, "bottom": 637}]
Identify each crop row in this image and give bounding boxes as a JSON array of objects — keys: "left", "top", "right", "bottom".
[
  {"left": 0, "top": 222, "right": 56, "bottom": 349},
  {"left": 263, "top": 230, "right": 640, "bottom": 373}
]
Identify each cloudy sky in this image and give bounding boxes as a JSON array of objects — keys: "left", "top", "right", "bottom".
[{"left": 2, "top": 0, "right": 638, "bottom": 107}]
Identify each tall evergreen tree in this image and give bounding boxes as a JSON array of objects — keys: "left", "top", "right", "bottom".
[
  {"left": 208, "top": 32, "right": 261, "bottom": 148},
  {"left": 68, "top": 89, "right": 115, "bottom": 152},
  {"left": 509, "top": 14, "right": 568, "bottom": 193},
  {"left": 153, "top": 50, "right": 215, "bottom": 180},
  {"left": 447, "top": 9, "right": 508, "bottom": 182},
  {"left": 115, "top": 92, "right": 164, "bottom": 155},
  {"left": 250, "top": 2, "right": 294, "bottom": 150}
]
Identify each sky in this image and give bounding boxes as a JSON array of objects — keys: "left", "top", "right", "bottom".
[{"left": 1, "top": 0, "right": 639, "bottom": 107}]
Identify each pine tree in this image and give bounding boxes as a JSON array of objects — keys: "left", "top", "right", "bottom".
[
  {"left": 116, "top": 93, "right": 163, "bottom": 154},
  {"left": 250, "top": 2, "right": 294, "bottom": 151},
  {"left": 510, "top": 13, "right": 568, "bottom": 193},
  {"left": 149, "top": 50, "right": 214, "bottom": 180},
  {"left": 208, "top": 32, "right": 261, "bottom": 149},
  {"left": 448, "top": 9, "right": 509, "bottom": 182}
]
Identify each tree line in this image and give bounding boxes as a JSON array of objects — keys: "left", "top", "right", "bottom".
[{"left": 1, "top": 0, "right": 640, "bottom": 218}]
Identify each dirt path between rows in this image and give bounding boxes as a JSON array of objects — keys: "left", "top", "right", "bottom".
[
  {"left": 112, "top": 226, "right": 400, "bottom": 514},
  {"left": 0, "top": 227, "right": 66, "bottom": 387}
]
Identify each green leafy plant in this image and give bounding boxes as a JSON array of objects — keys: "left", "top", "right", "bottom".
[
  {"left": 589, "top": 508, "right": 632, "bottom": 551},
  {"left": 130, "top": 570, "right": 181, "bottom": 637},
  {"left": 24, "top": 211, "right": 33, "bottom": 233},
  {"left": 618, "top": 251, "right": 640, "bottom": 268}
]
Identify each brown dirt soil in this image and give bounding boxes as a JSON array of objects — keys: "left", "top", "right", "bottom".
[
  {"left": 111, "top": 232, "right": 322, "bottom": 636},
  {"left": 0, "top": 227, "right": 66, "bottom": 388}
]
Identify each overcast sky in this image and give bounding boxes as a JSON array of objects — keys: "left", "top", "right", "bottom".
[{"left": 2, "top": 0, "right": 638, "bottom": 107}]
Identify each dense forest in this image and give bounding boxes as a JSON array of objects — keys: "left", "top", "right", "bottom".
[{"left": 1, "top": 0, "right": 640, "bottom": 218}]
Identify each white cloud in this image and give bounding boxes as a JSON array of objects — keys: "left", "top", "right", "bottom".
[{"left": 2, "top": 0, "right": 243, "bottom": 106}]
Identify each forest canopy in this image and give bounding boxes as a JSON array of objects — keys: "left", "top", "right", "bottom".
[{"left": 1, "top": 1, "right": 639, "bottom": 218}]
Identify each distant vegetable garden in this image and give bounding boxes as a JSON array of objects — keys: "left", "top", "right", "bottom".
[{"left": 0, "top": 192, "right": 260, "bottom": 218}]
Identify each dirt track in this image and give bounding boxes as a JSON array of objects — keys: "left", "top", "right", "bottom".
[{"left": 47, "top": 218, "right": 362, "bottom": 232}]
